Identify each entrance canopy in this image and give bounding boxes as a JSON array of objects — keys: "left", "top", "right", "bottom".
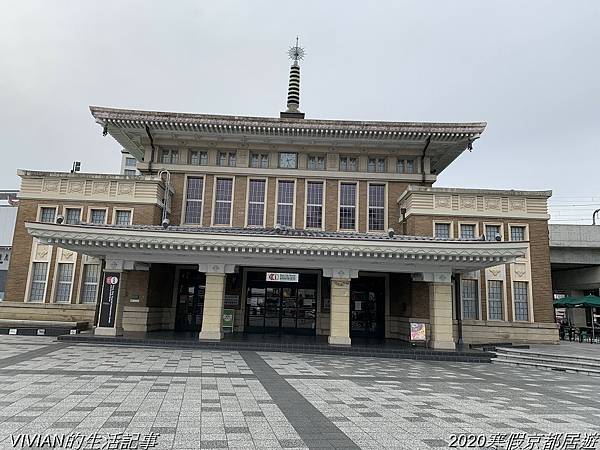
[{"left": 26, "top": 222, "right": 528, "bottom": 274}]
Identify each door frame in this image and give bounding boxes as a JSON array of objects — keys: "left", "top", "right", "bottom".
[{"left": 350, "top": 272, "right": 388, "bottom": 339}]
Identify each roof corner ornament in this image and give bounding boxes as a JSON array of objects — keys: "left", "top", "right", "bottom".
[
  {"left": 102, "top": 124, "right": 108, "bottom": 137},
  {"left": 280, "top": 37, "right": 306, "bottom": 120},
  {"left": 467, "top": 133, "right": 481, "bottom": 151}
]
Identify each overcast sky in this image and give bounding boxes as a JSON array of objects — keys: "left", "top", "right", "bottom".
[{"left": 1, "top": 1, "right": 599, "bottom": 223}]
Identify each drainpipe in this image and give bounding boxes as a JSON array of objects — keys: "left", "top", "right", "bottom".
[
  {"left": 453, "top": 274, "right": 463, "bottom": 346},
  {"left": 145, "top": 125, "right": 156, "bottom": 175},
  {"left": 420, "top": 135, "right": 432, "bottom": 185}
]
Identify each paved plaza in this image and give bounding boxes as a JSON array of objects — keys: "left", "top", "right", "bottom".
[{"left": 0, "top": 336, "right": 599, "bottom": 449}]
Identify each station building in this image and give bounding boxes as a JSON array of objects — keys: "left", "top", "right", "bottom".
[{"left": 2, "top": 47, "right": 558, "bottom": 347}]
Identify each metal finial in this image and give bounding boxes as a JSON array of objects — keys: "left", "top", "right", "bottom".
[{"left": 288, "top": 36, "right": 305, "bottom": 62}]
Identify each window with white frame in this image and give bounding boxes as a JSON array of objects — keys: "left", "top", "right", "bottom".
[
  {"left": 434, "top": 223, "right": 451, "bottom": 239},
  {"left": 247, "top": 179, "right": 266, "bottom": 226},
  {"left": 396, "top": 159, "right": 415, "bottom": 174},
  {"left": 305, "top": 181, "right": 324, "bottom": 229},
  {"left": 40, "top": 207, "right": 56, "bottom": 223},
  {"left": 510, "top": 226, "right": 526, "bottom": 241},
  {"left": 213, "top": 178, "right": 233, "bottom": 225},
  {"left": 125, "top": 157, "right": 136, "bottom": 167},
  {"left": 461, "top": 279, "right": 479, "bottom": 319},
  {"left": 184, "top": 177, "right": 204, "bottom": 224},
  {"left": 339, "top": 156, "right": 357, "bottom": 172},
  {"left": 65, "top": 208, "right": 81, "bottom": 224},
  {"left": 189, "top": 150, "right": 208, "bottom": 166},
  {"left": 124, "top": 169, "right": 137, "bottom": 176},
  {"left": 28, "top": 262, "right": 48, "bottom": 302},
  {"left": 488, "top": 280, "right": 503, "bottom": 320},
  {"left": 307, "top": 155, "right": 325, "bottom": 170},
  {"left": 81, "top": 264, "right": 101, "bottom": 304},
  {"left": 513, "top": 281, "right": 529, "bottom": 321},
  {"left": 485, "top": 224, "right": 502, "bottom": 242},
  {"left": 114, "top": 210, "right": 132, "bottom": 226},
  {"left": 250, "top": 153, "right": 269, "bottom": 169},
  {"left": 54, "top": 263, "right": 74, "bottom": 303},
  {"left": 276, "top": 180, "right": 295, "bottom": 227},
  {"left": 89, "top": 209, "right": 106, "bottom": 225},
  {"left": 368, "top": 184, "right": 385, "bottom": 231},
  {"left": 160, "top": 148, "right": 178, "bottom": 164},
  {"left": 218, "top": 152, "right": 236, "bottom": 167},
  {"left": 339, "top": 182, "right": 357, "bottom": 230},
  {"left": 460, "top": 224, "right": 476, "bottom": 239},
  {"left": 367, "top": 158, "right": 386, "bottom": 173}
]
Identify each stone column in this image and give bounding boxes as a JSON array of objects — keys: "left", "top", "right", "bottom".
[
  {"left": 95, "top": 259, "right": 127, "bottom": 337},
  {"left": 323, "top": 268, "right": 358, "bottom": 346},
  {"left": 198, "top": 264, "right": 235, "bottom": 341},
  {"left": 428, "top": 274, "right": 455, "bottom": 350}
]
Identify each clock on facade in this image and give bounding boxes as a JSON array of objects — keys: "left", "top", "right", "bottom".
[{"left": 278, "top": 152, "right": 298, "bottom": 169}]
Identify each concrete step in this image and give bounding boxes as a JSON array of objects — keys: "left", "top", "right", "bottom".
[
  {"left": 493, "top": 347, "right": 600, "bottom": 376},
  {"left": 493, "top": 358, "right": 600, "bottom": 376}
]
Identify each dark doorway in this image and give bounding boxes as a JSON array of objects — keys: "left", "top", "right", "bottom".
[
  {"left": 350, "top": 276, "right": 385, "bottom": 338},
  {"left": 245, "top": 271, "right": 317, "bottom": 335},
  {"left": 175, "top": 269, "right": 206, "bottom": 332}
]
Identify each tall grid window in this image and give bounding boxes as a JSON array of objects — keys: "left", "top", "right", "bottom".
[
  {"left": 40, "top": 207, "right": 56, "bottom": 223},
  {"left": 396, "top": 159, "right": 415, "bottom": 174},
  {"left": 461, "top": 279, "right": 479, "bottom": 319},
  {"left": 213, "top": 178, "right": 233, "bottom": 225},
  {"left": 276, "top": 180, "right": 295, "bottom": 227},
  {"left": 488, "top": 280, "right": 504, "bottom": 320},
  {"left": 513, "top": 281, "right": 529, "bottom": 321},
  {"left": 160, "top": 149, "right": 178, "bottom": 164},
  {"left": 367, "top": 158, "right": 386, "bottom": 173},
  {"left": 189, "top": 150, "right": 208, "bottom": 165},
  {"left": 247, "top": 179, "right": 266, "bottom": 226},
  {"left": 339, "top": 156, "right": 357, "bottom": 172},
  {"left": 510, "top": 226, "right": 526, "bottom": 241},
  {"left": 250, "top": 153, "right": 269, "bottom": 168},
  {"left": 54, "top": 263, "right": 74, "bottom": 303},
  {"left": 65, "top": 208, "right": 81, "bottom": 224},
  {"left": 339, "top": 183, "right": 357, "bottom": 230},
  {"left": 28, "top": 262, "right": 48, "bottom": 302},
  {"left": 184, "top": 177, "right": 204, "bottom": 224},
  {"left": 460, "top": 224, "right": 476, "bottom": 239},
  {"left": 307, "top": 155, "right": 325, "bottom": 170},
  {"left": 434, "top": 223, "right": 451, "bottom": 239},
  {"left": 114, "top": 210, "right": 132, "bottom": 225},
  {"left": 306, "top": 181, "right": 324, "bottom": 229},
  {"left": 368, "top": 184, "right": 385, "bottom": 231},
  {"left": 90, "top": 209, "right": 106, "bottom": 225},
  {"left": 218, "top": 152, "right": 236, "bottom": 167},
  {"left": 81, "top": 264, "right": 101, "bottom": 304},
  {"left": 485, "top": 224, "right": 501, "bottom": 241}
]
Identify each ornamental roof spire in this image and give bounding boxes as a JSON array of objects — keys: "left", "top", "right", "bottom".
[{"left": 280, "top": 37, "right": 306, "bottom": 119}]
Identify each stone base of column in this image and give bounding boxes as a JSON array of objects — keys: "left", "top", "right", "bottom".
[
  {"left": 94, "top": 326, "right": 123, "bottom": 337},
  {"left": 199, "top": 330, "right": 224, "bottom": 341},
  {"left": 431, "top": 340, "right": 455, "bottom": 350},
  {"left": 328, "top": 336, "right": 351, "bottom": 346}
]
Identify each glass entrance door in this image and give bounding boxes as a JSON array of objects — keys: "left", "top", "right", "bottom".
[
  {"left": 350, "top": 276, "right": 385, "bottom": 338},
  {"left": 175, "top": 269, "right": 206, "bottom": 332}
]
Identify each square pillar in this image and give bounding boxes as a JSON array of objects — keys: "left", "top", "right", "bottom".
[
  {"left": 199, "top": 272, "right": 226, "bottom": 341},
  {"left": 328, "top": 278, "right": 352, "bottom": 346},
  {"left": 95, "top": 260, "right": 127, "bottom": 337},
  {"left": 429, "top": 281, "right": 455, "bottom": 350}
]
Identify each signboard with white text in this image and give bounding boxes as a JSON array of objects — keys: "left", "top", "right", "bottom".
[
  {"left": 98, "top": 273, "right": 120, "bottom": 328},
  {"left": 266, "top": 272, "right": 299, "bottom": 283}
]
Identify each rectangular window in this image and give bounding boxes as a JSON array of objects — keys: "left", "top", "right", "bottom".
[
  {"left": 250, "top": 153, "right": 269, "bottom": 169},
  {"left": 115, "top": 210, "right": 132, "bottom": 226},
  {"left": 125, "top": 157, "right": 136, "bottom": 167},
  {"left": 247, "top": 179, "right": 266, "bottom": 227},
  {"left": 160, "top": 149, "right": 178, "bottom": 164},
  {"left": 306, "top": 181, "right": 324, "bottom": 229},
  {"left": 485, "top": 224, "right": 501, "bottom": 242},
  {"left": 81, "top": 264, "right": 101, "bottom": 304},
  {"left": 307, "top": 155, "right": 325, "bottom": 170},
  {"left": 218, "top": 152, "right": 236, "bottom": 167},
  {"left": 184, "top": 177, "right": 204, "bottom": 224},
  {"left": 460, "top": 224, "right": 476, "bottom": 239},
  {"left": 488, "top": 280, "right": 504, "bottom": 320},
  {"left": 189, "top": 150, "right": 208, "bottom": 166},
  {"left": 213, "top": 178, "right": 233, "bottom": 225},
  {"left": 339, "top": 183, "right": 357, "bottom": 230},
  {"left": 461, "top": 279, "right": 479, "bottom": 319},
  {"left": 368, "top": 184, "right": 385, "bottom": 231},
  {"left": 434, "top": 223, "right": 451, "bottom": 239},
  {"left": 28, "top": 262, "right": 48, "bottom": 302},
  {"left": 65, "top": 208, "right": 81, "bottom": 224},
  {"left": 124, "top": 169, "right": 137, "bottom": 176},
  {"left": 368, "top": 158, "right": 386, "bottom": 173},
  {"left": 339, "top": 156, "right": 357, "bottom": 172},
  {"left": 513, "top": 281, "right": 529, "bottom": 321},
  {"left": 396, "top": 159, "right": 415, "bottom": 174},
  {"left": 276, "top": 180, "right": 295, "bottom": 227},
  {"left": 90, "top": 209, "right": 106, "bottom": 225},
  {"left": 510, "top": 226, "right": 526, "bottom": 241},
  {"left": 40, "top": 207, "right": 56, "bottom": 223},
  {"left": 54, "top": 263, "right": 74, "bottom": 303}
]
